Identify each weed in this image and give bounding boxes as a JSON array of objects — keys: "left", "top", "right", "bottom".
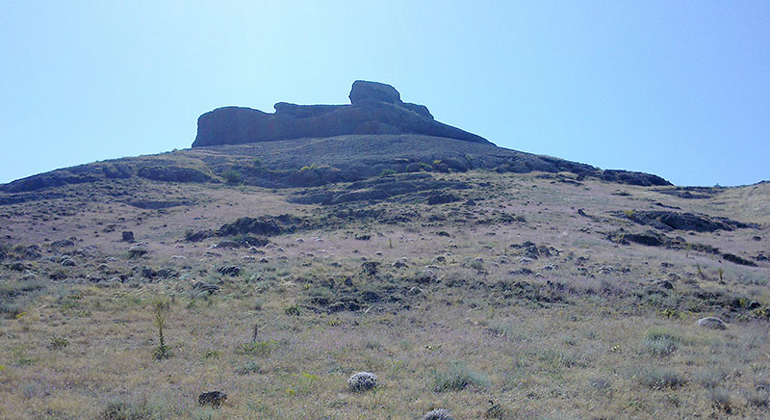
[
  {"left": 151, "top": 297, "right": 171, "bottom": 360},
  {"left": 236, "top": 340, "right": 274, "bottom": 357},
  {"left": 635, "top": 367, "right": 687, "bottom": 389},
  {"left": 659, "top": 308, "right": 681, "bottom": 319},
  {"left": 236, "top": 361, "right": 261, "bottom": 375},
  {"left": 284, "top": 304, "right": 301, "bottom": 316},
  {"left": 48, "top": 336, "right": 69, "bottom": 350}
]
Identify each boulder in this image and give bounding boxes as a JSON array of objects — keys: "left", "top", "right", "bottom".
[{"left": 192, "top": 81, "right": 489, "bottom": 147}]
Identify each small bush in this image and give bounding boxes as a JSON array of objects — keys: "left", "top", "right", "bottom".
[
  {"left": 694, "top": 367, "right": 728, "bottom": 389},
  {"left": 98, "top": 398, "right": 164, "bottom": 420},
  {"left": 348, "top": 371, "right": 378, "bottom": 392},
  {"left": 236, "top": 361, "right": 260, "bottom": 375},
  {"left": 707, "top": 388, "right": 733, "bottom": 412},
  {"left": 433, "top": 361, "right": 489, "bottom": 392},
  {"left": 636, "top": 367, "right": 687, "bottom": 389}
]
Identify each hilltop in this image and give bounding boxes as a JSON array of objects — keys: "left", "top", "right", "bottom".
[{"left": 0, "top": 83, "right": 769, "bottom": 419}]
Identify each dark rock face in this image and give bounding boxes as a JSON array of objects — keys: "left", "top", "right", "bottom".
[{"left": 192, "top": 81, "right": 489, "bottom": 147}]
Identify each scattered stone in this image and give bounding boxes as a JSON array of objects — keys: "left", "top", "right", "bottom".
[
  {"left": 422, "top": 408, "right": 454, "bottom": 420},
  {"left": 50, "top": 239, "right": 75, "bottom": 249},
  {"left": 127, "top": 246, "right": 148, "bottom": 258},
  {"left": 198, "top": 391, "right": 227, "bottom": 408},
  {"left": 347, "top": 372, "right": 378, "bottom": 392},
  {"left": 217, "top": 265, "right": 241, "bottom": 277},
  {"left": 654, "top": 280, "right": 674, "bottom": 290},
  {"left": 121, "top": 231, "right": 135, "bottom": 243},
  {"left": 193, "top": 281, "right": 220, "bottom": 295},
  {"left": 697, "top": 316, "right": 726, "bottom": 330},
  {"left": 361, "top": 261, "right": 380, "bottom": 276},
  {"left": 427, "top": 193, "right": 460, "bottom": 205}
]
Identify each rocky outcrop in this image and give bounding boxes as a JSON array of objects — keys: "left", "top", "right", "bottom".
[{"left": 192, "top": 81, "right": 490, "bottom": 147}]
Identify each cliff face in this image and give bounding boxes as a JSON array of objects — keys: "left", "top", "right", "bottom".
[{"left": 192, "top": 81, "right": 491, "bottom": 147}]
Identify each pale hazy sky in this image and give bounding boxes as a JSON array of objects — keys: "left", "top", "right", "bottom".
[{"left": 1, "top": 1, "right": 768, "bottom": 186}]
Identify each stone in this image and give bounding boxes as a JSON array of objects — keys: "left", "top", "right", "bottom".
[
  {"left": 348, "top": 372, "right": 379, "bottom": 392},
  {"left": 697, "top": 316, "right": 726, "bottom": 330},
  {"left": 192, "top": 81, "right": 489, "bottom": 147},
  {"left": 121, "top": 231, "right": 135, "bottom": 243},
  {"left": 422, "top": 409, "right": 454, "bottom": 420}
]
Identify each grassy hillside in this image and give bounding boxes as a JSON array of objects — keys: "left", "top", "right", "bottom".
[{"left": 1, "top": 162, "right": 768, "bottom": 419}]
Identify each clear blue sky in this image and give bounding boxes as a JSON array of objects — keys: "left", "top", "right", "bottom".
[{"left": 2, "top": 1, "right": 768, "bottom": 186}]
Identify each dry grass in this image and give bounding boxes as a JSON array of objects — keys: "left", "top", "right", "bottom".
[{"left": 1, "top": 170, "right": 769, "bottom": 419}]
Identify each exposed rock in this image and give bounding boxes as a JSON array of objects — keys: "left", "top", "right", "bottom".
[
  {"left": 217, "top": 214, "right": 305, "bottom": 237},
  {"left": 723, "top": 253, "right": 757, "bottom": 267},
  {"left": 600, "top": 170, "right": 670, "bottom": 187},
  {"left": 617, "top": 210, "right": 753, "bottom": 233},
  {"left": 121, "top": 231, "right": 135, "bottom": 243},
  {"left": 192, "top": 81, "right": 490, "bottom": 147},
  {"left": 697, "top": 316, "right": 726, "bottom": 330}
]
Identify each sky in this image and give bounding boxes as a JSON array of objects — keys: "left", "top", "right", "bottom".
[{"left": 1, "top": 1, "right": 768, "bottom": 187}]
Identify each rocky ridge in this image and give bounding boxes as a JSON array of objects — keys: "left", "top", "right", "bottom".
[{"left": 192, "top": 81, "right": 490, "bottom": 147}]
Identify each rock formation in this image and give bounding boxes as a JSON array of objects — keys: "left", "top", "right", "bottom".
[{"left": 192, "top": 81, "right": 490, "bottom": 147}]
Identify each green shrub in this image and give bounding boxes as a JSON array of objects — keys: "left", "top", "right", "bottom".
[
  {"left": 433, "top": 361, "right": 489, "bottom": 392},
  {"left": 222, "top": 169, "right": 242, "bottom": 185},
  {"left": 644, "top": 326, "right": 682, "bottom": 357},
  {"left": 98, "top": 398, "right": 165, "bottom": 420},
  {"left": 236, "top": 361, "right": 261, "bottom": 375}
]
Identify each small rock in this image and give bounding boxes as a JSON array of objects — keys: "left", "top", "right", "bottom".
[
  {"left": 392, "top": 259, "right": 408, "bottom": 269},
  {"left": 198, "top": 391, "right": 227, "bottom": 408},
  {"left": 697, "top": 316, "right": 726, "bottom": 330},
  {"left": 121, "top": 231, "right": 135, "bottom": 243}
]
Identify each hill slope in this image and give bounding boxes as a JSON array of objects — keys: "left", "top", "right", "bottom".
[{"left": 0, "top": 150, "right": 768, "bottom": 418}]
